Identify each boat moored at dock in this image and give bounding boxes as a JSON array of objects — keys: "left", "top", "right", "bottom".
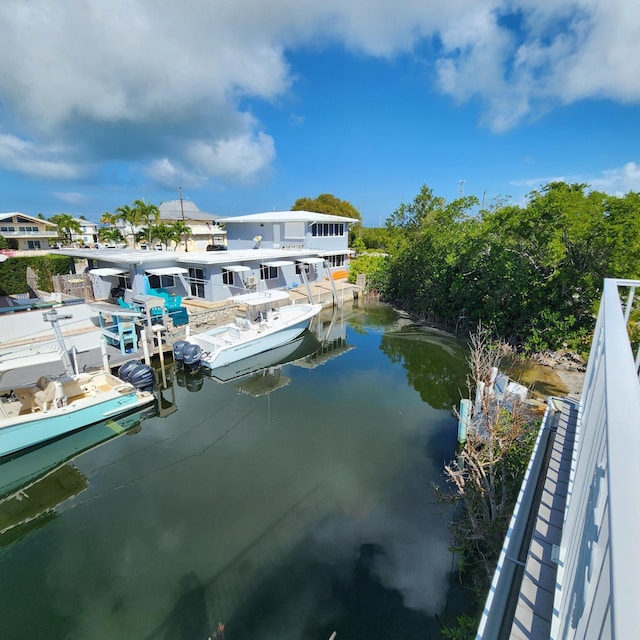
[{"left": 180, "top": 291, "right": 322, "bottom": 370}]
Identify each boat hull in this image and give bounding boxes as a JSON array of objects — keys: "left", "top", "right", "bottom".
[
  {"left": 0, "top": 391, "right": 154, "bottom": 460},
  {"left": 192, "top": 303, "right": 322, "bottom": 370}
]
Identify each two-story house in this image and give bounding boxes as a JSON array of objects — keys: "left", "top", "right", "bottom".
[
  {"left": 0, "top": 212, "right": 58, "bottom": 250},
  {"left": 218, "top": 210, "right": 354, "bottom": 271},
  {"left": 72, "top": 218, "right": 99, "bottom": 247},
  {"left": 157, "top": 200, "right": 226, "bottom": 252}
]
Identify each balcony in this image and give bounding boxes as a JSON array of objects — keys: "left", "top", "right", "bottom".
[
  {"left": 0, "top": 229, "right": 58, "bottom": 238},
  {"left": 477, "top": 278, "right": 640, "bottom": 639}
]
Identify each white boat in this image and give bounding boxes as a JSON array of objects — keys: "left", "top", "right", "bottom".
[
  {"left": 185, "top": 291, "right": 322, "bottom": 370},
  {"left": 205, "top": 330, "right": 321, "bottom": 383},
  {"left": 0, "top": 352, "right": 155, "bottom": 459}
]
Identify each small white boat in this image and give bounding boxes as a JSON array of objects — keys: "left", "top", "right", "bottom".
[
  {"left": 184, "top": 291, "right": 322, "bottom": 370},
  {"left": 0, "top": 356, "right": 155, "bottom": 460}
]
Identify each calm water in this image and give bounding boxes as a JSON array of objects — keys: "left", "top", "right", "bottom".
[{"left": 0, "top": 302, "right": 470, "bottom": 640}]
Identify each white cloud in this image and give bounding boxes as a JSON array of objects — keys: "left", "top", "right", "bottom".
[
  {"left": 52, "top": 192, "right": 89, "bottom": 205},
  {"left": 0, "top": 0, "right": 638, "bottom": 186},
  {"left": 511, "top": 162, "right": 640, "bottom": 196},
  {"left": 0, "top": 134, "right": 82, "bottom": 179},
  {"left": 145, "top": 158, "right": 205, "bottom": 190},
  {"left": 186, "top": 132, "right": 276, "bottom": 183},
  {"left": 588, "top": 162, "right": 640, "bottom": 195}
]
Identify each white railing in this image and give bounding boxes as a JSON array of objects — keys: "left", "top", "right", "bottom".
[
  {"left": 478, "top": 278, "right": 640, "bottom": 638},
  {"left": 551, "top": 279, "right": 640, "bottom": 639},
  {"left": 0, "top": 230, "right": 57, "bottom": 237}
]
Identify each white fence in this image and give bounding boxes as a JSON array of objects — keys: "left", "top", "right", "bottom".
[{"left": 551, "top": 279, "right": 640, "bottom": 639}]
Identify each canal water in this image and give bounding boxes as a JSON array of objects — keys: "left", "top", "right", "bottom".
[{"left": 0, "top": 302, "right": 470, "bottom": 640}]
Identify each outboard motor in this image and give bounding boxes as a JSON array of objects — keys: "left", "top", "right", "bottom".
[
  {"left": 118, "top": 359, "right": 142, "bottom": 383},
  {"left": 185, "top": 368, "right": 204, "bottom": 393},
  {"left": 182, "top": 343, "right": 202, "bottom": 368},
  {"left": 128, "top": 363, "right": 155, "bottom": 391},
  {"left": 172, "top": 340, "right": 188, "bottom": 362}
]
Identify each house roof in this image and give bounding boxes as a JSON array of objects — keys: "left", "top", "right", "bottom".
[
  {"left": 58, "top": 247, "right": 341, "bottom": 267},
  {"left": 217, "top": 210, "right": 357, "bottom": 224},
  {"left": 158, "top": 200, "right": 218, "bottom": 222},
  {"left": 0, "top": 212, "right": 57, "bottom": 227}
]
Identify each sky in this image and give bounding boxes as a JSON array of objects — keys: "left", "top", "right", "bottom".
[{"left": 0, "top": 0, "right": 639, "bottom": 228}]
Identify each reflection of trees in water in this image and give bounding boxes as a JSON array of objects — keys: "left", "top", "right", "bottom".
[{"left": 379, "top": 330, "right": 468, "bottom": 410}]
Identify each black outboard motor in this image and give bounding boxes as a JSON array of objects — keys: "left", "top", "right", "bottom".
[
  {"left": 182, "top": 343, "right": 202, "bottom": 368},
  {"left": 185, "top": 368, "right": 204, "bottom": 393},
  {"left": 118, "top": 359, "right": 142, "bottom": 383},
  {"left": 172, "top": 340, "right": 188, "bottom": 362},
  {"left": 128, "top": 363, "right": 155, "bottom": 391}
]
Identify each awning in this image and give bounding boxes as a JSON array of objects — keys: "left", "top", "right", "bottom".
[
  {"left": 89, "top": 268, "right": 128, "bottom": 276},
  {"left": 223, "top": 264, "right": 251, "bottom": 273},
  {"left": 145, "top": 267, "right": 189, "bottom": 276},
  {"left": 88, "top": 302, "right": 143, "bottom": 318},
  {"left": 297, "top": 257, "right": 325, "bottom": 265},
  {"left": 261, "top": 260, "right": 294, "bottom": 268},
  {"left": 232, "top": 291, "right": 290, "bottom": 305}
]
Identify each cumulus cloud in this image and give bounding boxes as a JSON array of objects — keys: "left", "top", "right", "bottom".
[
  {"left": 511, "top": 162, "right": 640, "bottom": 196},
  {"left": 0, "top": 0, "right": 637, "bottom": 184},
  {"left": 0, "top": 133, "right": 82, "bottom": 179}
]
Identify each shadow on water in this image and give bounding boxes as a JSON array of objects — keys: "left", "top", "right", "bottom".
[{"left": 150, "top": 572, "right": 210, "bottom": 640}]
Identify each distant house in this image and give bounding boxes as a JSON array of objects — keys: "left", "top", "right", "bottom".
[
  {"left": 0, "top": 212, "right": 58, "bottom": 250},
  {"left": 72, "top": 218, "right": 99, "bottom": 247},
  {"left": 217, "top": 210, "right": 355, "bottom": 271},
  {"left": 157, "top": 200, "right": 226, "bottom": 252}
]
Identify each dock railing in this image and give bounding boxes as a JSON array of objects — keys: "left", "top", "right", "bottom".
[
  {"left": 551, "top": 278, "right": 640, "bottom": 639},
  {"left": 477, "top": 278, "right": 640, "bottom": 638}
]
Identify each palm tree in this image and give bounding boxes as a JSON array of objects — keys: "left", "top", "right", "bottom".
[
  {"left": 115, "top": 204, "right": 144, "bottom": 249},
  {"left": 170, "top": 220, "right": 192, "bottom": 251},
  {"left": 153, "top": 223, "right": 176, "bottom": 250},
  {"left": 100, "top": 211, "right": 119, "bottom": 226},
  {"left": 98, "top": 227, "right": 124, "bottom": 246},
  {"left": 133, "top": 199, "right": 161, "bottom": 246},
  {"left": 50, "top": 213, "right": 82, "bottom": 246}
]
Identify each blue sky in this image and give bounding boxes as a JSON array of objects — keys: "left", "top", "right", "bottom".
[{"left": 1, "top": 0, "right": 639, "bottom": 227}]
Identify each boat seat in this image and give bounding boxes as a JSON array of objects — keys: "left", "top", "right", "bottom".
[{"left": 32, "top": 380, "right": 65, "bottom": 412}]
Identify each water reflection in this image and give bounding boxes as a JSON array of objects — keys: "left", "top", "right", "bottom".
[
  {"left": 0, "top": 303, "right": 468, "bottom": 640},
  {"left": 0, "top": 403, "right": 157, "bottom": 545},
  {"left": 379, "top": 325, "right": 468, "bottom": 410}
]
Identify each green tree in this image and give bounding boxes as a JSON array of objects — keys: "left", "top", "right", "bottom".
[
  {"left": 169, "top": 220, "right": 192, "bottom": 251},
  {"left": 115, "top": 203, "right": 144, "bottom": 248},
  {"left": 292, "top": 193, "right": 361, "bottom": 221},
  {"left": 49, "top": 213, "right": 82, "bottom": 246},
  {"left": 133, "top": 199, "right": 161, "bottom": 245},
  {"left": 98, "top": 227, "right": 124, "bottom": 245},
  {"left": 100, "top": 211, "right": 119, "bottom": 226},
  {"left": 292, "top": 193, "right": 362, "bottom": 242}
]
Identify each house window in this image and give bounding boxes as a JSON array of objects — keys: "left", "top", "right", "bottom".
[
  {"left": 222, "top": 269, "right": 234, "bottom": 285},
  {"left": 118, "top": 275, "right": 132, "bottom": 290},
  {"left": 189, "top": 267, "right": 205, "bottom": 298},
  {"left": 312, "top": 223, "right": 344, "bottom": 237},
  {"left": 326, "top": 254, "right": 345, "bottom": 267},
  {"left": 296, "top": 263, "right": 310, "bottom": 275},
  {"left": 0, "top": 226, "right": 14, "bottom": 232},
  {"left": 27, "top": 240, "right": 42, "bottom": 249},
  {"left": 148, "top": 274, "right": 175, "bottom": 289},
  {"left": 260, "top": 266, "right": 278, "bottom": 280}
]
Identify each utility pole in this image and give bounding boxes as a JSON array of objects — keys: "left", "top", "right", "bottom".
[{"left": 179, "top": 186, "right": 188, "bottom": 252}]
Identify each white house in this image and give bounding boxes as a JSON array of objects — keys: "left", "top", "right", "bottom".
[
  {"left": 72, "top": 218, "right": 99, "bottom": 247},
  {"left": 0, "top": 212, "right": 58, "bottom": 250},
  {"left": 218, "top": 210, "right": 355, "bottom": 271}
]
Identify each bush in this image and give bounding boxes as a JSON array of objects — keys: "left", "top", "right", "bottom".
[{"left": 0, "top": 254, "right": 72, "bottom": 296}]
